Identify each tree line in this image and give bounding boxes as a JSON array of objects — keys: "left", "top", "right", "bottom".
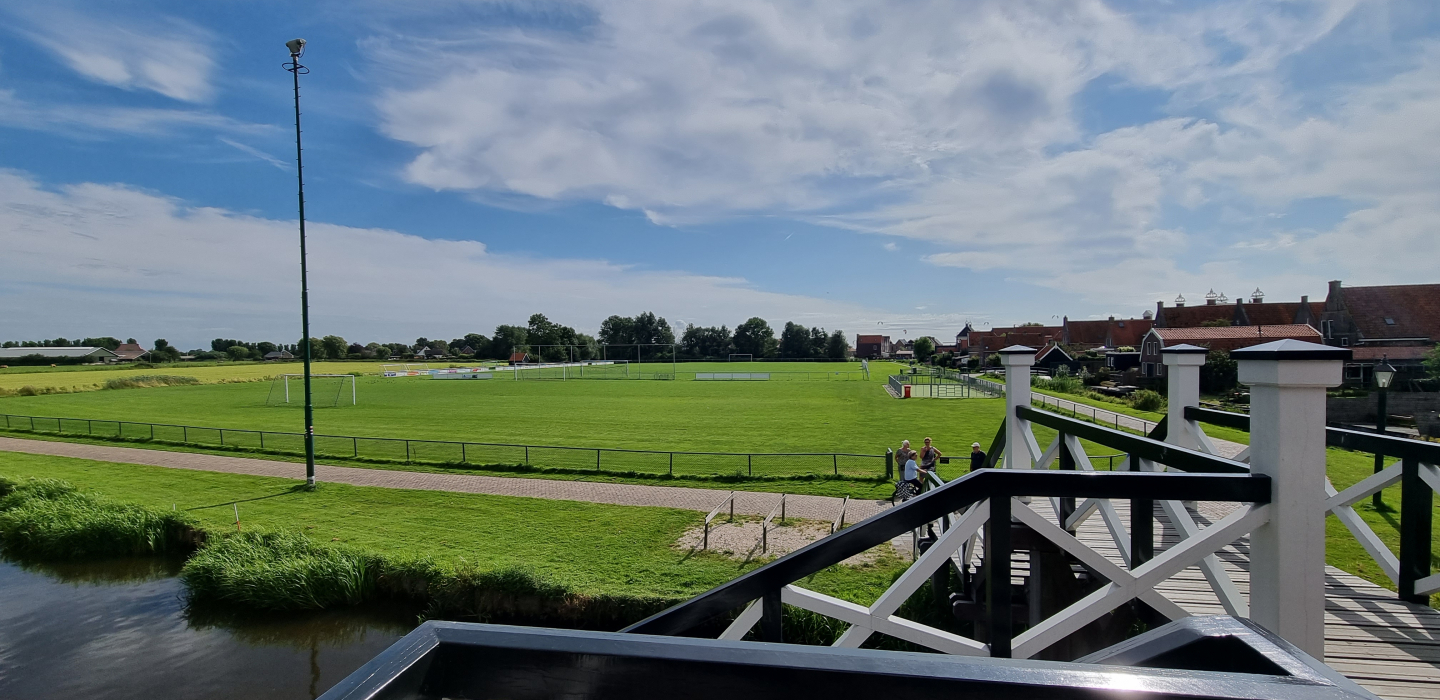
[{"left": 3, "top": 312, "right": 855, "bottom": 364}]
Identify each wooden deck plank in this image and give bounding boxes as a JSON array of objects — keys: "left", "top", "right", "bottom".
[{"left": 1014, "top": 498, "right": 1440, "bottom": 699}]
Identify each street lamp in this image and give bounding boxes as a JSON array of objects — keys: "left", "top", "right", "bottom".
[
  {"left": 284, "top": 39, "right": 316, "bottom": 489},
  {"left": 1372, "top": 355, "right": 1395, "bottom": 509}
]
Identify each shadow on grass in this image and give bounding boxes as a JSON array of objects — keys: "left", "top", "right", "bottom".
[{"left": 185, "top": 484, "right": 311, "bottom": 512}]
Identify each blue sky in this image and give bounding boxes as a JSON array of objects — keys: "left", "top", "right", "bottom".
[{"left": 2, "top": 0, "right": 1438, "bottom": 350}]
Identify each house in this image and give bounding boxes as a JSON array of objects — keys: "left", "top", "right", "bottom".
[
  {"left": 1105, "top": 350, "right": 1142, "bottom": 372},
  {"left": 112, "top": 343, "right": 148, "bottom": 362},
  {"left": 970, "top": 326, "right": 1063, "bottom": 360},
  {"left": 954, "top": 323, "right": 975, "bottom": 352},
  {"left": 508, "top": 352, "right": 532, "bottom": 364},
  {"left": 1152, "top": 289, "right": 1323, "bottom": 330},
  {"left": 1035, "top": 344, "right": 1075, "bottom": 372},
  {"left": 1318, "top": 280, "right": 1440, "bottom": 384},
  {"left": 855, "top": 335, "right": 892, "bottom": 359},
  {"left": 458, "top": 345, "right": 476, "bottom": 356},
  {"left": 1061, "top": 316, "right": 1154, "bottom": 350},
  {"left": 0, "top": 346, "right": 120, "bottom": 362},
  {"left": 415, "top": 347, "right": 446, "bottom": 360},
  {"left": 263, "top": 350, "right": 295, "bottom": 361},
  {"left": 1137, "top": 324, "right": 1323, "bottom": 377}
]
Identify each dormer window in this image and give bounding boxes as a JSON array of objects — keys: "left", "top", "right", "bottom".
[{"left": 1384, "top": 317, "right": 1395, "bottom": 325}]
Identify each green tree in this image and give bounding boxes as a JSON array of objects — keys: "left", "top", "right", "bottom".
[
  {"left": 321, "top": 335, "right": 348, "bottom": 359},
  {"left": 681, "top": 324, "right": 732, "bottom": 358},
  {"left": 491, "top": 325, "right": 528, "bottom": 359},
  {"left": 598, "top": 315, "right": 634, "bottom": 345},
  {"left": 1201, "top": 349, "right": 1238, "bottom": 392},
  {"left": 779, "top": 322, "right": 815, "bottom": 358},
  {"left": 527, "top": 313, "right": 581, "bottom": 361},
  {"left": 914, "top": 336, "right": 936, "bottom": 361},
  {"left": 1424, "top": 345, "right": 1440, "bottom": 379},
  {"left": 226, "top": 345, "right": 250, "bottom": 361},
  {"left": 733, "top": 317, "right": 776, "bottom": 357},
  {"left": 82, "top": 337, "right": 122, "bottom": 351},
  {"left": 152, "top": 339, "right": 181, "bottom": 362},
  {"left": 825, "top": 330, "right": 848, "bottom": 359}
]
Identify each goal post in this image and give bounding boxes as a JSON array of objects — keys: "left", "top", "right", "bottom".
[
  {"left": 266, "top": 373, "right": 357, "bottom": 407},
  {"left": 380, "top": 363, "right": 429, "bottom": 377},
  {"left": 728, "top": 354, "right": 754, "bottom": 362}
]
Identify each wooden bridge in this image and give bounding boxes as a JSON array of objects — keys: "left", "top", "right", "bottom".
[{"left": 626, "top": 340, "right": 1439, "bottom": 700}]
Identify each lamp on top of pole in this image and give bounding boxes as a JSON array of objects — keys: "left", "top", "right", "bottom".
[
  {"left": 284, "top": 38, "right": 317, "bottom": 489},
  {"left": 1372, "top": 355, "right": 1396, "bottom": 509}
]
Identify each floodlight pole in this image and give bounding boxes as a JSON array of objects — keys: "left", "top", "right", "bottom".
[{"left": 285, "top": 42, "right": 316, "bottom": 489}]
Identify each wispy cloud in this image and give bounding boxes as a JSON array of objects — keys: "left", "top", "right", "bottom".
[
  {"left": 219, "top": 138, "right": 291, "bottom": 171},
  {"left": 7, "top": 7, "right": 217, "bottom": 102}
]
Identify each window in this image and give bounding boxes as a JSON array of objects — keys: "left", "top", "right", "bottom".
[
  {"left": 1384, "top": 317, "right": 1396, "bottom": 325},
  {"left": 1322, "top": 320, "right": 1333, "bottom": 338},
  {"left": 1341, "top": 337, "right": 1349, "bottom": 346}
]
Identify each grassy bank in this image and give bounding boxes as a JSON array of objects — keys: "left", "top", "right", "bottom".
[{"left": 0, "top": 452, "right": 911, "bottom": 630}]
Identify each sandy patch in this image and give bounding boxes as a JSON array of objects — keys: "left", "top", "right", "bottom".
[{"left": 676, "top": 518, "right": 912, "bottom": 565}]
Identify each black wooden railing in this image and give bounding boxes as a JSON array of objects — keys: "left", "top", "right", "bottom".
[
  {"left": 625, "top": 409, "right": 1267, "bottom": 658},
  {"left": 1187, "top": 405, "right": 1440, "bottom": 604}
]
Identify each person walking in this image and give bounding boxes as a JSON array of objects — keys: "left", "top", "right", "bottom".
[{"left": 969, "top": 442, "right": 987, "bottom": 472}]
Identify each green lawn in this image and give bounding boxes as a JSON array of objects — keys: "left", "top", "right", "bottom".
[{"left": 0, "top": 452, "right": 906, "bottom": 607}]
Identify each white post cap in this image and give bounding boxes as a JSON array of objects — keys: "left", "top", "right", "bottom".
[
  {"left": 1161, "top": 343, "right": 1209, "bottom": 367},
  {"left": 998, "top": 345, "right": 1036, "bottom": 366},
  {"left": 1234, "top": 339, "right": 1349, "bottom": 387}
]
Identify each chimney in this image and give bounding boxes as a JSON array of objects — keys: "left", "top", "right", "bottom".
[
  {"left": 1108, "top": 315, "right": 1115, "bottom": 321},
  {"left": 1175, "top": 293, "right": 1186, "bottom": 308}
]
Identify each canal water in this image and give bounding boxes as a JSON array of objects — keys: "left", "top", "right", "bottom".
[{"left": 0, "top": 556, "right": 418, "bottom": 699}]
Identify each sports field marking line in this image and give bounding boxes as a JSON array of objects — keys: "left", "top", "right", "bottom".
[{"left": 0, "top": 436, "right": 890, "bottom": 521}]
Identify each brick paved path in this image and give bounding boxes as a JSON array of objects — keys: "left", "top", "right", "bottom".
[{"left": 0, "top": 437, "right": 891, "bottom": 522}]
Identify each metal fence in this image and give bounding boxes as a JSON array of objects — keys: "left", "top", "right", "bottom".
[{"left": 0, "top": 413, "right": 887, "bottom": 479}]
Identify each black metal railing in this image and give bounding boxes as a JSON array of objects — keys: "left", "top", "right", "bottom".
[
  {"left": 625, "top": 409, "right": 1267, "bottom": 658},
  {"left": 0, "top": 412, "right": 886, "bottom": 480},
  {"left": 1187, "top": 404, "right": 1440, "bottom": 604}
]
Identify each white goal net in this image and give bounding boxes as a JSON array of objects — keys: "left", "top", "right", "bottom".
[
  {"left": 265, "top": 374, "right": 357, "bottom": 407},
  {"left": 728, "top": 354, "right": 754, "bottom": 362}
]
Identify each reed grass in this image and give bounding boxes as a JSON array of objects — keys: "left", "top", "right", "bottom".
[
  {"left": 181, "top": 530, "right": 375, "bottom": 610},
  {"left": 101, "top": 375, "right": 202, "bottom": 390},
  {"left": 0, "top": 477, "right": 195, "bottom": 558}
]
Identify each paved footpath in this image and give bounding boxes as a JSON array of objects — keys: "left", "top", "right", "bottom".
[{"left": 0, "top": 437, "right": 890, "bottom": 522}]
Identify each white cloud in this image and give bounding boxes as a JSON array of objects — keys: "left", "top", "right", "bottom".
[
  {"left": 0, "top": 171, "right": 907, "bottom": 348},
  {"left": 361, "top": 0, "right": 1440, "bottom": 313},
  {"left": 8, "top": 8, "right": 216, "bottom": 102}
]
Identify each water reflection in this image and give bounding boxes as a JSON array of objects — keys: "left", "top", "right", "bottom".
[{"left": 0, "top": 556, "right": 417, "bottom": 699}]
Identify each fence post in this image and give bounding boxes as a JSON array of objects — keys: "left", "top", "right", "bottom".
[
  {"left": 1235, "top": 339, "right": 1346, "bottom": 659},
  {"left": 406, "top": 440, "right": 411, "bottom": 463},
  {"left": 985, "top": 495, "right": 1013, "bottom": 657},
  {"left": 220, "top": 429, "right": 224, "bottom": 446},
  {"left": 885, "top": 449, "right": 894, "bottom": 479},
  {"left": 1398, "top": 457, "right": 1433, "bottom": 604},
  {"left": 748, "top": 454, "right": 752, "bottom": 477},
  {"left": 1057, "top": 435, "right": 1075, "bottom": 531},
  {"left": 356, "top": 437, "right": 361, "bottom": 459},
  {"left": 999, "top": 346, "right": 1035, "bottom": 470},
  {"left": 669, "top": 452, "right": 673, "bottom": 476},
  {"left": 597, "top": 449, "right": 602, "bottom": 472},
  {"left": 1162, "top": 345, "right": 1208, "bottom": 450}
]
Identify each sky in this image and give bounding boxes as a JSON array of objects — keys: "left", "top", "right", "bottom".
[{"left": 1, "top": 0, "right": 1438, "bottom": 350}]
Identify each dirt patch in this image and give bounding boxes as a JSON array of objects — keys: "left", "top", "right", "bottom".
[{"left": 675, "top": 518, "right": 909, "bottom": 565}]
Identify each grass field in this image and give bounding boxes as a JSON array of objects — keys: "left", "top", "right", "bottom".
[{"left": 0, "top": 452, "right": 909, "bottom": 617}]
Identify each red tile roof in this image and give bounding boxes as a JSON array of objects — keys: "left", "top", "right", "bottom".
[
  {"left": 855, "top": 335, "right": 888, "bottom": 344},
  {"left": 1349, "top": 346, "right": 1432, "bottom": 361},
  {"left": 1338, "top": 283, "right": 1440, "bottom": 342},
  {"left": 1064, "top": 318, "right": 1153, "bottom": 347},
  {"left": 1154, "top": 324, "right": 1320, "bottom": 341}
]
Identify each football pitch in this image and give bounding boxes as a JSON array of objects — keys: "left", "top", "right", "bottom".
[{"left": 0, "top": 360, "right": 1027, "bottom": 481}]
